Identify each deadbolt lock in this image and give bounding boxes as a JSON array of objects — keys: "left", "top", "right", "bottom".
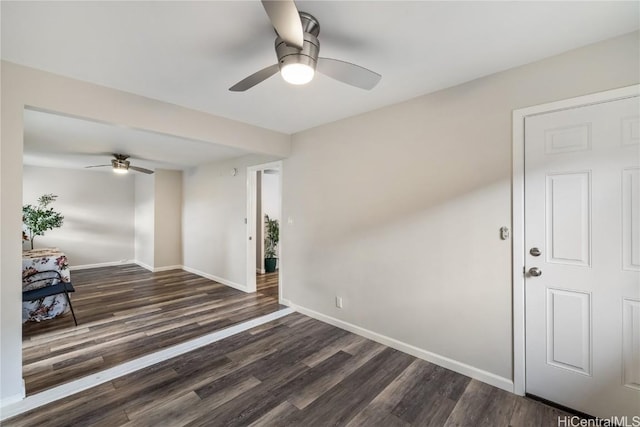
[{"left": 529, "top": 247, "right": 541, "bottom": 257}]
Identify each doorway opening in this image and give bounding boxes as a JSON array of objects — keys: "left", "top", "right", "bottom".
[
  {"left": 20, "top": 108, "right": 277, "bottom": 396},
  {"left": 246, "top": 161, "right": 283, "bottom": 301}
]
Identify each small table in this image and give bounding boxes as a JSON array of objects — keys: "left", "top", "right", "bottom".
[{"left": 22, "top": 248, "right": 71, "bottom": 323}]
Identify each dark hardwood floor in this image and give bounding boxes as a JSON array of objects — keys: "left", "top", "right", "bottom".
[
  {"left": 10, "top": 312, "right": 572, "bottom": 426},
  {"left": 22, "top": 264, "right": 281, "bottom": 395},
  {"left": 256, "top": 271, "right": 278, "bottom": 300}
]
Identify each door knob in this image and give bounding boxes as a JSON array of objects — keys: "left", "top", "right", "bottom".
[{"left": 528, "top": 267, "right": 542, "bottom": 277}]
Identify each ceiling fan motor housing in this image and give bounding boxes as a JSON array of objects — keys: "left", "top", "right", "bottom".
[
  {"left": 275, "top": 12, "right": 320, "bottom": 73},
  {"left": 112, "top": 158, "right": 130, "bottom": 171}
]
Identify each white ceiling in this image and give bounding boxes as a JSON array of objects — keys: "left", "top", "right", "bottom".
[
  {"left": 3, "top": 1, "right": 638, "bottom": 136},
  {"left": 23, "top": 109, "right": 248, "bottom": 172}
]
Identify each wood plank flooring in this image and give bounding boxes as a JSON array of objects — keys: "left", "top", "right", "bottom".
[
  {"left": 256, "top": 271, "right": 278, "bottom": 300},
  {"left": 22, "top": 264, "right": 280, "bottom": 395},
  {"left": 9, "top": 312, "right": 572, "bottom": 426}
]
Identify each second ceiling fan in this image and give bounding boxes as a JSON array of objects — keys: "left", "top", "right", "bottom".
[
  {"left": 229, "top": 0, "right": 381, "bottom": 92},
  {"left": 85, "top": 154, "right": 154, "bottom": 174}
]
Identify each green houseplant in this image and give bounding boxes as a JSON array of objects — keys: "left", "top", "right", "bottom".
[
  {"left": 264, "top": 214, "right": 279, "bottom": 273},
  {"left": 22, "top": 194, "right": 64, "bottom": 250}
]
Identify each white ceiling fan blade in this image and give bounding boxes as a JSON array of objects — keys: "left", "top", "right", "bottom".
[
  {"left": 84, "top": 165, "right": 111, "bottom": 169},
  {"left": 129, "top": 166, "right": 154, "bottom": 174},
  {"left": 261, "top": 0, "right": 304, "bottom": 49},
  {"left": 317, "top": 57, "right": 381, "bottom": 90},
  {"left": 229, "top": 64, "right": 280, "bottom": 92}
]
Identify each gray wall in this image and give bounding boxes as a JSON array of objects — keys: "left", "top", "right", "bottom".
[
  {"left": 182, "top": 154, "right": 277, "bottom": 289},
  {"left": 262, "top": 171, "right": 281, "bottom": 222},
  {"left": 281, "top": 32, "right": 640, "bottom": 386},
  {"left": 22, "top": 165, "right": 135, "bottom": 267},
  {"left": 23, "top": 166, "right": 181, "bottom": 271}
]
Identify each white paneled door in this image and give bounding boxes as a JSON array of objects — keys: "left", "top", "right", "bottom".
[{"left": 525, "top": 95, "right": 640, "bottom": 418}]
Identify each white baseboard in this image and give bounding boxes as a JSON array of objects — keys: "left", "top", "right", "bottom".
[
  {"left": 70, "top": 260, "right": 134, "bottom": 271},
  {"left": 153, "top": 265, "right": 183, "bottom": 272},
  {"left": 0, "top": 380, "right": 25, "bottom": 408},
  {"left": 134, "top": 260, "right": 154, "bottom": 272},
  {"left": 279, "top": 297, "right": 290, "bottom": 306},
  {"left": 71, "top": 261, "right": 181, "bottom": 273},
  {"left": 182, "top": 266, "right": 248, "bottom": 293},
  {"left": 285, "top": 301, "right": 514, "bottom": 393}
]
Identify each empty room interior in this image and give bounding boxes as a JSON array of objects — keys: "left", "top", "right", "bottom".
[{"left": 1, "top": 1, "right": 639, "bottom": 425}]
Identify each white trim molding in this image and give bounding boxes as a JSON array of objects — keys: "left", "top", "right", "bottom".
[
  {"left": 153, "top": 265, "right": 183, "bottom": 272},
  {"left": 134, "top": 260, "right": 154, "bottom": 272},
  {"left": 511, "top": 84, "right": 640, "bottom": 396},
  {"left": 103, "top": 262, "right": 183, "bottom": 273},
  {"left": 246, "top": 160, "right": 283, "bottom": 296},
  {"left": 285, "top": 300, "right": 514, "bottom": 393},
  {"left": 182, "top": 265, "right": 248, "bottom": 293},
  {"left": 0, "top": 380, "right": 26, "bottom": 408},
  {"left": 70, "top": 260, "right": 134, "bottom": 271}
]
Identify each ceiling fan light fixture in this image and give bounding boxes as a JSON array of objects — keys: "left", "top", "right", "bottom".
[
  {"left": 281, "top": 62, "right": 315, "bottom": 85},
  {"left": 87, "top": 154, "right": 153, "bottom": 174},
  {"left": 112, "top": 158, "right": 130, "bottom": 174},
  {"left": 228, "top": 5, "right": 381, "bottom": 92},
  {"left": 275, "top": 27, "right": 319, "bottom": 87}
]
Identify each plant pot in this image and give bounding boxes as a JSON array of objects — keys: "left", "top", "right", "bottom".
[{"left": 264, "top": 258, "right": 277, "bottom": 273}]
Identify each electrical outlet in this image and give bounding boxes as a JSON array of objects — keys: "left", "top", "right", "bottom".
[{"left": 335, "top": 296, "right": 343, "bottom": 309}]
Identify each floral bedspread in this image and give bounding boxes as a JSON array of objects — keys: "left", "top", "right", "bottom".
[{"left": 22, "top": 248, "right": 70, "bottom": 323}]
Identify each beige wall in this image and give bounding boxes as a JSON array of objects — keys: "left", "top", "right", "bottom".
[
  {"left": 23, "top": 166, "right": 135, "bottom": 266},
  {"left": 134, "top": 173, "right": 155, "bottom": 270},
  {"left": 154, "top": 169, "right": 183, "bottom": 268},
  {"left": 0, "top": 61, "right": 290, "bottom": 402},
  {"left": 135, "top": 169, "right": 183, "bottom": 270},
  {"left": 281, "top": 32, "right": 640, "bottom": 388}
]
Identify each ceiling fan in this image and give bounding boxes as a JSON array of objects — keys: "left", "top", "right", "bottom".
[
  {"left": 229, "top": 0, "right": 381, "bottom": 92},
  {"left": 85, "top": 154, "right": 154, "bottom": 174}
]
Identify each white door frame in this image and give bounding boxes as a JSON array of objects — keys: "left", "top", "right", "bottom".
[
  {"left": 246, "top": 160, "right": 283, "bottom": 297},
  {"left": 511, "top": 84, "right": 640, "bottom": 396}
]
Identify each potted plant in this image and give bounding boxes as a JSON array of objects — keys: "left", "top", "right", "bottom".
[
  {"left": 22, "top": 194, "right": 64, "bottom": 250},
  {"left": 264, "top": 214, "right": 279, "bottom": 273}
]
